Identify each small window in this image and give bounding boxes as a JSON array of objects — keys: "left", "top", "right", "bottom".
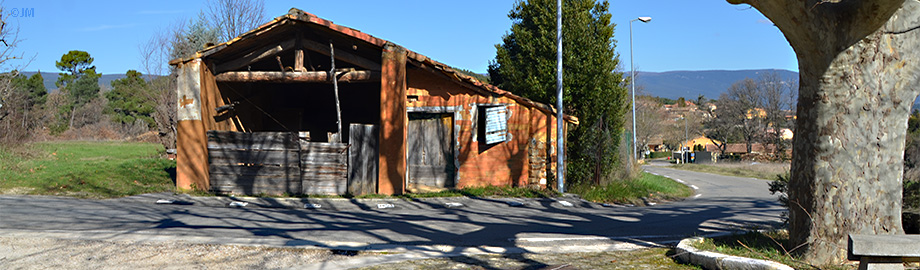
[{"left": 479, "top": 105, "right": 509, "bottom": 145}]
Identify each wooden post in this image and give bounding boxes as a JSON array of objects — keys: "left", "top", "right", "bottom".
[
  {"left": 295, "top": 50, "right": 305, "bottom": 72},
  {"left": 175, "top": 59, "right": 210, "bottom": 191},
  {"left": 378, "top": 42, "right": 407, "bottom": 195},
  {"left": 295, "top": 32, "right": 305, "bottom": 72},
  {"left": 330, "top": 41, "right": 343, "bottom": 143}
]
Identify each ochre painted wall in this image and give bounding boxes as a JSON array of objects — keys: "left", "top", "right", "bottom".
[
  {"left": 176, "top": 60, "right": 238, "bottom": 191},
  {"left": 406, "top": 68, "right": 559, "bottom": 189},
  {"left": 378, "top": 43, "right": 408, "bottom": 195}
]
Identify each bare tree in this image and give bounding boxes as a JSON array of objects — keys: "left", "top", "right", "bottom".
[
  {"left": 759, "top": 72, "right": 796, "bottom": 159},
  {"left": 206, "top": 0, "right": 266, "bottom": 42},
  {"left": 725, "top": 78, "right": 764, "bottom": 153},
  {"left": 139, "top": 22, "right": 183, "bottom": 80},
  {"left": 139, "top": 13, "right": 220, "bottom": 150},
  {"left": 634, "top": 95, "right": 667, "bottom": 155},
  {"left": 139, "top": 22, "right": 185, "bottom": 150},
  {"left": 0, "top": 4, "right": 34, "bottom": 143},
  {"left": 703, "top": 95, "right": 737, "bottom": 155}
]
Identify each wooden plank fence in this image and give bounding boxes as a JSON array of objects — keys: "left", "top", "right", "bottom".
[
  {"left": 301, "top": 142, "right": 348, "bottom": 195},
  {"left": 207, "top": 131, "right": 348, "bottom": 195}
]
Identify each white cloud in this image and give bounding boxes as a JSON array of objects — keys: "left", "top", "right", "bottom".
[{"left": 80, "top": 23, "right": 137, "bottom": 32}]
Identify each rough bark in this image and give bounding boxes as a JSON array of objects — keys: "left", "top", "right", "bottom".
[{"left": 727, "top": 0, "right": 918, "bottom": 264}]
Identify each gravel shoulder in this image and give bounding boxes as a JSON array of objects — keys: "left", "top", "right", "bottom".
[
  {"left": 352, "top": 248, "right": 700, "bottom": 270},
  {"left": 0, "top": 235, "right": 362, "bottom": 270}
]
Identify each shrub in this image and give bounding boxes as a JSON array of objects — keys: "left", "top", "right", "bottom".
[{"left": 648, "top": 151, "right": 672, "bottom": 159}]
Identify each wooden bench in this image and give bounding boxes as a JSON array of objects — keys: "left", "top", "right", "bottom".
[{"left": 848, "top": 234, "right": 920, "bottom": 270}]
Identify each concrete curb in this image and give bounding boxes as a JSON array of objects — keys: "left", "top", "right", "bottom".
[{"left": 674, "top": 237, "right": 794, "bottom": 270}]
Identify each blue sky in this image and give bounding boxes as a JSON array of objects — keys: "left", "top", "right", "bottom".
[{"left": 4, "top": 0, "right": 797, "bottom": 75}]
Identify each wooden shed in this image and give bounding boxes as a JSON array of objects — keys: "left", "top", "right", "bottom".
[{"left": 169, "top": 8, "right": 577, "bottom": 196}]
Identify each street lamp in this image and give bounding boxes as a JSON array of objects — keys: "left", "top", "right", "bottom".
[{"left": 630, "top": 16, "right": 651, "bottom": 162}]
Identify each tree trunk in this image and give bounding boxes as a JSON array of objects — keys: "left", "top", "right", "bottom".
[
  {"left": 728, "top": 0, "right": 919, "bottom": 264},
  {"left": 69, "top": 105, "right": 76, "bottom": 129}
]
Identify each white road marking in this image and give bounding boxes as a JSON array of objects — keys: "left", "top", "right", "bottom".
[
  {"left": 444, "top": 202, "right": 464, "bottom": 208},
  {"left": 694, "top": 194, "right": 702, "bottom": 198},
  {"left": 690, "top": 185, "right": 699, "bottom": 190},
  {"left": 228, "top": 201, "right": 248, "bottom": 207},
  {"left": 377, "top": 203, "right": 395, "bottom": 209},
  {"left": 675, "top": 179, "right": 685, "bottom": 184}
]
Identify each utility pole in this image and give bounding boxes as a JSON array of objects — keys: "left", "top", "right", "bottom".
[{"left": 684, "top": 116, "right": 689, "bottom": 163}]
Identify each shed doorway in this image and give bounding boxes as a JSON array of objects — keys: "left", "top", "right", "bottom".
[{"left": 407, "top": 112, "right": 456, "bottom": 192}]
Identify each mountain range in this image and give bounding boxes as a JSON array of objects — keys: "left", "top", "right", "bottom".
[
  {"left": 18, "top": 71, "right": 151, "bottom": 92},
  {"left": 635, "top": 69, "right": 799, "bottom": 101}
]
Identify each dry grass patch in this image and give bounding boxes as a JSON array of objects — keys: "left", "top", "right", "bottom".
[{"left": 671, "top": 162, "right": 790, "bottom": 180}]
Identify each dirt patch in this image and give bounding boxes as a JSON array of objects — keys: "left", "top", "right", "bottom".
[
  {"left": 0, "top": 187, "right": 35, "bottom": 195},
  {"left": 353, "top": 248, "right": 698, "bottom": 270},
  {"left": 0, "top": 236, "right": 359, "bottom": 269}
]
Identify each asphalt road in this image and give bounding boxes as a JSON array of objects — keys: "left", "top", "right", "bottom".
[{"left": 0, "top": 163, "right": 784, "bottom": 254}]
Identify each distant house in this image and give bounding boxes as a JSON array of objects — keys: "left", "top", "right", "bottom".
[
  {"left": 678, "top": 136, "right": 721, "bottom": 151},
  {"left": 169, "top": 8, "right": 577, "bottom": 196}
]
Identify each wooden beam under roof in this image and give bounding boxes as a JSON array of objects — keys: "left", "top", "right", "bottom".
[
  {"left": 301, "top": 38, "right": 380, "bottom": 71},
  {"left": 215, "top": 70, "right": 380, "bottom": 83},
  {"left": 215, "top": 39, "right": 297, "bottom": 73},
  {"left": 212, "top": 36, "right": 381, "bottom": 73}
]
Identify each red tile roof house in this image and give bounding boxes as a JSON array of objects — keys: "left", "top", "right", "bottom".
[{"left": 169, "top": 8, "right": 577, "bottom": 196}]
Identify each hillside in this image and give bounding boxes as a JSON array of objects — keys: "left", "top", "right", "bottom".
[{"left": 636, "top": 69, "right": 799, "bottom": 101}]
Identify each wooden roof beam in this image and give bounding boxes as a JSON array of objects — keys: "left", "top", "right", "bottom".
[
  {"left": 301, "top": 38, "right": 380, "bottom": 71},
  {"left": 215, "top": 70, "right": 380, "bottom": 83},
  {"left": 212, "top": 37, "right": 380, "bottom": 74},
  {"left": 215, "top": 39, "right": 297, "bottom": 73}
]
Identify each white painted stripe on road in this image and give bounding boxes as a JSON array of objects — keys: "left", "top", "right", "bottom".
[
  {"left": 694, "top": 194, "right": 702, "bottom": 198},
  {"left": 690, "top": 185, "right": 699, "bottom": 190},
  {"left": 650, "top": 172, "right": 660, "bottom": 176},
  {"left": 675, "top": 179, "right": 685, "bottom": 184}
]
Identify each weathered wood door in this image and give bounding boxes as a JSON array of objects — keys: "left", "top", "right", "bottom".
[
  {"left": 407, "top": 113, "right": 455, "bottom": 192},
  {"left": 347, "top": 124, "right": 378, "bottom": 195}
]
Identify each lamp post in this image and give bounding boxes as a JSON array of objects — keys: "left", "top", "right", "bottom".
[
  {"left": 629, "top": 16, "right": 651, "bottom": 162},
  {"left": 556, "top": 0, "right": 564, "bottom": 193}
]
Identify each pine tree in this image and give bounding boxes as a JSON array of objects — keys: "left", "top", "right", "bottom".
[
  {"left": 105, "top": 70, "right": 156, "bottom": 129},
  {"left": 489, "top": 0, "right": 628, "bottom": 186}
]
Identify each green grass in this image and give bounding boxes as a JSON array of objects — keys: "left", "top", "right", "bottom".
[
  {"left": 692, "top": 231, "right": 854, "bottom": 270},
  {"left": 569, "top": 172, "right": 694, "bottom": 205},
  {"left": 0, "top": 141, "right": 176, "bottom": 199},
  {"left": 671, "top": 163, "right": 788, "bottom": 180}
]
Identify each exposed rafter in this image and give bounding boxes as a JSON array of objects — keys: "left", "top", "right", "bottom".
[
  {"left": 215, "top": 70, "right": 380, "bottom": 83},
  {"left": 212, "top": 36, "right": 381, "bottom": 73},
  {"left": 301, "top": 38, "right": 380, "bottom": 71},
  {"left": 215, "top": 39, "right": 296, "bottom": 73}
]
